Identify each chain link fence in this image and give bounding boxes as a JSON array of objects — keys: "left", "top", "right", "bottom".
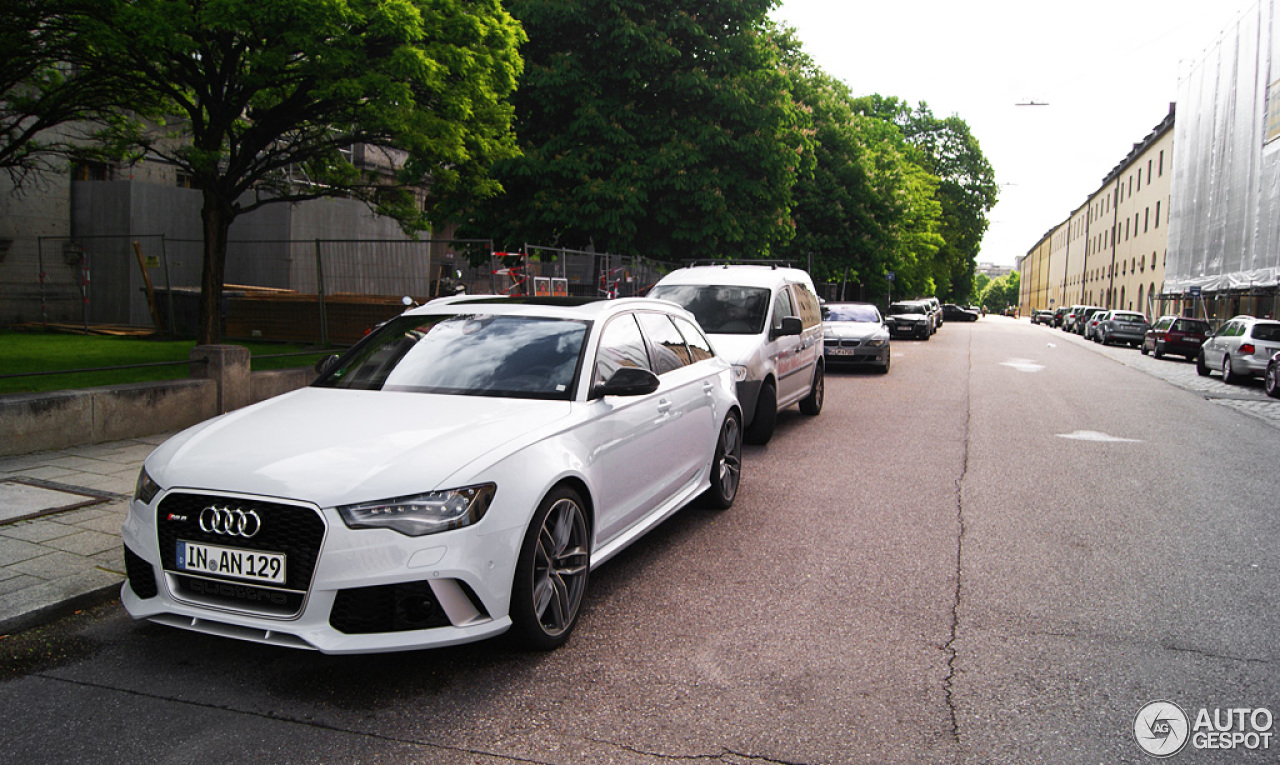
[{"left": 8, "top": 236, "right": 681, "bottom": 345}]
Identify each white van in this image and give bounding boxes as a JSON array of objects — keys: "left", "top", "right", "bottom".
[{"left": 648, "top": 264, "right": 824, "bottom": 444}]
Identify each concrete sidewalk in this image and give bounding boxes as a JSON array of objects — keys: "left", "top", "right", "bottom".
[{"left": 0, "top": 433, "right": 170, "bottom": 634}]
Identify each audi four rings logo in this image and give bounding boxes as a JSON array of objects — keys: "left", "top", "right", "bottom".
[{"left": 199, "top": 505, "right": 262, "bottom": 538}]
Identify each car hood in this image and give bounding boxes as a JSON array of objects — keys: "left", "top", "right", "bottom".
[
  {"left": 823, "top": 322, "right": 885, "bottom": 339},
  {"left": 146, "top": 387, "right": 573, "bottom": 508},
  {"left": 706, "top": 333, "right": 767, "bottom": 365}
]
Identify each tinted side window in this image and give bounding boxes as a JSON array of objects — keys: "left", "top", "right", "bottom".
[
  {"left": 790, "top": 283, "right": 822, "bottom": 328},
  {"left": 771, "top": 287, "right": 794, "bottom": 331},
  {"left": 595, "top": 314, "right": 651, "bottom": 386},
  {"left": 636, "top": 312, "right": 691, "bottom": 374},
  {"left": 672, "top": 316, "right": 716, "bottom": 363}
]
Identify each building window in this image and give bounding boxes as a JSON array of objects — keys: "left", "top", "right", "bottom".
[
  {"left": 1267, "top": 77, "right": 1280, "bottom": 144},
  {"left": 1155, "top": 201, "right": 1161, "bottom": 228},
  {"left": 71, "top": 161, "right": 109, "bottom": 181},
  {"left": 176, "top": 171, "right": 193, "bottom": 188},
  {"left": 1144, "top": 208, "right": 1150, "bottom": 232},
  {"left": 1159, "top": 150, "right": 1164, "bottom": 176},
  {"left": 1147, "top": 159, "right": 1153, "bottom": 183}
]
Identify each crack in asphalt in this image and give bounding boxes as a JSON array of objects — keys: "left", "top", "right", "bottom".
[
  {"left": 590, "top": 739, "right": 814, "bottom": 765},
  {"left": 941, "top": 327, "right": 973, "bottom": 752}
]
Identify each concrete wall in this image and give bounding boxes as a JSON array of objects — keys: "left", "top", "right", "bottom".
[{"left": 0, "top": 360, "right": 315, "bottom": 457}]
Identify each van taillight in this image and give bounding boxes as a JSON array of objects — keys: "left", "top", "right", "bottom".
[{"left": 1240, "top": 343, "right": 1256, "bottom": 355}]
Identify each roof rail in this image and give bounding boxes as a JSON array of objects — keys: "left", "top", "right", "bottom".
[{"left": 685, "top": 259, "right": 798, "bottom": 269}]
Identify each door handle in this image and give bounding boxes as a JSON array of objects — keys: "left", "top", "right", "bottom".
[{"left": 657, "top": 399, "right": 672, "bottom": 414}]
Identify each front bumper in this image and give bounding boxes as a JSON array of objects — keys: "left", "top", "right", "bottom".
[
  {"left": 824, "top": 342, "right": 889, "bottom": 365},
  {"left": 121, "top": 489, "right": 520, "bottom": 654}
]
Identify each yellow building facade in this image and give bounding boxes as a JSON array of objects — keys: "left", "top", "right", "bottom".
[{"left": 1019, "top": 108, "right": 1174, "bottom": 318}]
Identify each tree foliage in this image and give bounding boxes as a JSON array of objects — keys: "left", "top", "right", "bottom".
[
  {"left": 451, "top": 0, "right": 812, "bottom": 260},
  {"left": 0, "top": 1, "right": 135, "bottom": 189},
  {"left": 852, "top": 95, "right": 998, "bottom": 302},
  {"left": 78, "top": 0, "right": 524, "bottom": 343},
  {"left": 979, "top": 270, "right": 1020, "bottom": 312}
]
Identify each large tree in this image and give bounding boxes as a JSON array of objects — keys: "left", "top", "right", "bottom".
[
  {"left": 451, "top": 0, "right": 812, "bottom": 260},
  {"left": 80, "top": 0, "right": 524, "bottom": 344},
  {"left": 777, "top": 46, "right": 943, "bottom": 300},
  {"left": 853, "top": 96, "right": 997, "bottom": 302}
]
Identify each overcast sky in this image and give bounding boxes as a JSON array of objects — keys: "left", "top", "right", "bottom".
[{"left": 770, "top": 0, "right": 1262, "bottom": 267}]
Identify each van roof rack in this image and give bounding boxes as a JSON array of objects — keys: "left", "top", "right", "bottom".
[{"left": 685, "top": 259, "right": 798, "bottom": 269}]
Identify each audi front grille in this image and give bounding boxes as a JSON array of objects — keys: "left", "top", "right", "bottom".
[{"left": 155, "top": 493, "right": 326, "bottom": 618}]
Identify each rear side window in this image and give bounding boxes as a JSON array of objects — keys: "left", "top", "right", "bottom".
[
  {"left": 1172, "top": 319, "right": 1205, "bottom": 332},
  {"left": 672, "top": 316, "right": 716, "bottom": 363},
  {"left": 1251, "top": 324, "right": 1280, "bottom": 342},
  {"left": 636, "top": 312, "right": 692, "bottom": 374}
]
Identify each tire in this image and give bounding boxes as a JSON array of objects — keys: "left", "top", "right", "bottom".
[
  {"left": 510, "top": 486, "right": 590, "bottom": 651},
  {"left": 1196, "top": 352, "right": 1210, "bottom": 376},
  {"left": 745, "top": 380, "right": 776, "bottom": 445},
  {"left": 1221, "top": 355, "right": 1238, "bottom": 385},
  {"left": 1153, "top": 342, "right": 1164, "bottom": 359},
  {"left": 878, "top": 351, "right": 891, "bottom": 374},
  {"left": 1140, "top": 340, "right": 1149, "bottom": 355},
  {"left": 799, "top": 365, "right": 824, "bottom": 416},
  {"left": 1100, "top": 331, "right": 1109, "bottom": 345},
  {"left": 701, "top": 411, "right": 742, "bottom": 509},
  {"left": 1266, "top": 363, "right": 1280, "bottom": 399}
]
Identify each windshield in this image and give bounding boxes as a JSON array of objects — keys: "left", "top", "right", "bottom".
[
  {"left": 1112, "top": 313, "right": 1145, "bottom": 322},
  {"left": 887, "top": 303, "right": 924, "bottom": 315},
  {"left": 648, "top": 285, "right": 770, "bottom": 335},
  {"left": 314, "top": 313, "right": 587, "bottom": 399},
  {"left": 824, "top": 304, "right": 881, "bottom": 322}
]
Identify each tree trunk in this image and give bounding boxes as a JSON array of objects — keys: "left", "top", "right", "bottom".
[{"left": 198, "top": 191, "right": 233, "bottom": 345}]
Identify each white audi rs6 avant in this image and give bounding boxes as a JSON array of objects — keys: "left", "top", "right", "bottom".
[{"left": 122, "top": 296, "right": 742, "bottom": 653}]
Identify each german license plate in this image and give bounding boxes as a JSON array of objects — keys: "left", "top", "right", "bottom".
[
  {"left": 829, "top": 347, "right": 855, "bottom": 355},
  {"left": 176, "top": 540, "right": 286, "bottom": 585}
]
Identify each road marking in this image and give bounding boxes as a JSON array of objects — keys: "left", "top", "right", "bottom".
[
  {"left": 1001, "top": 358, "right": 1045, "bottom": 373},
  {"left": 1056, "top": 430, "right": 1142, "bottom": 443}
]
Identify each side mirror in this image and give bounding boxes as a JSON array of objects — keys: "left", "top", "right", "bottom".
[
  {"left": 774, "top": 316, "right": 803, "bottom": 337},
  {"left": 402, "top": 296, "right": 419, "bottom": 307},
  {"left": 314, "top": 354, "right": 340, "bottom": 376},
  {"left": 592, "top": 367, "right": 660, "bottom": 399}
]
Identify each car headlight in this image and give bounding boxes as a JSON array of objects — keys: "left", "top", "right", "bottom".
[
  {"left": 338, "top": 484, "right": 496, "bottom": 537},
  {"left": 134, "top": 467, "right": 161, "bottom": 504},
  {"left": 865, "top": 338, "right": 887, "bottom": 348},
  {"left": 730, "top": 365, "right": 748, "bottom": 383}
]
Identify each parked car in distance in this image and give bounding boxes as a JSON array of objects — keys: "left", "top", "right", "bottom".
[
  {"left": 648, "top": 264, "right": 824, "bottom": 444},
  {"left": 921, "top": 297, "right": 944, "bottom": 329},
  {"left": 1062, "top": 305, "right": 1091, "bottom": 333},
  {"left": 822, "top": 302, "right": 891, "bottom": 373},
  {"left": 122, "top": 296, "right": 743, "bottom": 654},
  {"left": 884, "top": 300, "right": 933, "bottom": 340},
  {"left": 1197, "top": 315, "right": 1280, "bottom": 383},
  {"left": 1142, "top": 316, "right": 1211, "bottom": 359},
  {"left": 1030, "top": 309, "right": 1054, "bottom": 325},
  {"left": 1266, "top": 351, "right": 1280, "bottom": 398},
  {"left": 1074, "top": 306, "right": 1106, "bottom": 337},
  {"left": 945, "top": 303, "right": 981, "bottom": 322},
  {"left": 1052, "top": 306, "right": 1070, "bottom": 327},
  {"left": 1096, "top": 311, "right": 1149, "bottom": 346},
  {"left": 1082, "top": 309, "right": 1109, "bottom": 340}
]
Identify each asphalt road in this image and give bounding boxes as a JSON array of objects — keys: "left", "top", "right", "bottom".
[{"left": 2, "top": 317, "right": 1277, "bottom": 764}]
